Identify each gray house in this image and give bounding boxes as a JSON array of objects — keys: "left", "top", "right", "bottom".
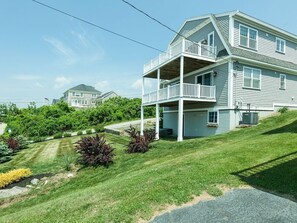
[
  {"left": 63, "top": 84, "right": 101, "bottom": 109},
  {"left": 97, "top": 91, "right": 119, "bottom": 104},
  {"left": 140, "top": 11, "right": 297, "bottom": 141}
]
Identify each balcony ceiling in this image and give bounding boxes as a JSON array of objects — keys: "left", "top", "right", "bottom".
[{"left": 144, "top": 56, "right": 214, "bottom": 79}]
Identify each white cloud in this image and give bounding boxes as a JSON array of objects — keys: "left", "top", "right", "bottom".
[
  {"left": 44, "top": 37, "right": 78, "bottom": 65},
  {"left": 95, "top": 80, "right": 110, "bottom": 91},
  {"left": 13, "top": 75, "right": 42, "bottom": 81},
  {"left": 35, "top": 82, "right": 44, "bottom": 88},
  {"left": 54, "top": 76, "right": 72, "bottom": 88},
  {"left": 132, "top": 78, "right": 152, "bottom": 90}
]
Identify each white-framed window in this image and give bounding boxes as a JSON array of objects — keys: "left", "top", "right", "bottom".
[
  {"left": 239, "top": 24, "right": 258, "bottom": 50},
  {"left": 92, "top": 94, "right": 97, "bottom": 98},
  {"left": 208, "top": 32, "right": 215, "bottom": 56},
  {"left": 208, "top": 111, "right": 218, "bottom": 124},
  {"left": 243, "top": 67, "right": 261, "bottom": 89},
  {"left": 276, "top": 37, "right": 286, "bottom": 53},
  {"left": 279, "top": 74, "right": 286, "bottom": 90},
  {"left": 195, "top": 72, "right": 213, "bottom": 86}
]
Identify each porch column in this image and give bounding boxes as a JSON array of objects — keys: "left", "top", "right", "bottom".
[
  {"left": 177, "top": 56, "right": 184, "bottom": 142},
  {"left": 156, "top": 69, "right": 160, "bottom": 139},
  {"left": 140, "top": 77, "right": 145, "bottom": 136}
]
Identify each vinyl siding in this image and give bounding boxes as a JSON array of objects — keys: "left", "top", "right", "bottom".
[
  {"left": 233, "top": 62, "right": 297, "bottom": 108},
  {"left": 186, "top": 22, "right": 227, "bottom": 57},
  {"left": 233, "top": 20, "right": 297, "bottom": 64},
  {"left": 171, "top": 18, "right": 207, "bottom": 45},
  {"left": 216, "top": 15, "right": 229, "bottom": 41}
]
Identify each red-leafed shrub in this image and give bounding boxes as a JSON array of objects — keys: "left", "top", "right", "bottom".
[
  {"left": 75, "top": 134, "right": 115, "bottom": 167},
  {"left": 126, "top": 126, "right": 156, "bottom": 153},
  {"left": 6, "top": 138, "right": 19, "bottom": 151}
]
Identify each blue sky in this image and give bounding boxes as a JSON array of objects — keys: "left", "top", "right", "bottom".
[{"left": 1, "top": 0, "right": 297, "bottom": 107}]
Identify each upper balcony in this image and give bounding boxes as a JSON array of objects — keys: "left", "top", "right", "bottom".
[{"left": 143, "top": 39, "right": 217, "bottom": 79}]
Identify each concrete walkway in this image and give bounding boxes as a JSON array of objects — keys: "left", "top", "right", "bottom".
[
  {"left": 0, "top": 123, "right": 7, "bottom": 135},
  {"left": 105, "top": 118, "right": 155, "bottom": 135},
  {"left": 151, "top": 189, "right": 297, "bottom": 223}
]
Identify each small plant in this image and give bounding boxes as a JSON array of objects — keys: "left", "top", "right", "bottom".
[
  {"left": 63, "top": 133, "right": 72, "bottom": 138},
  {"left": 278, "top": 107, "right": 288, "bottom": 114},
  {"left": 31, "top": 136, "right": 45, "bottom": 143},
  {"left": 126, "top": 126, "right": 156, "bottom": 153},
  {"left": 15, "top": 135, "right": 29, "bottom": 149},
  {"left": 53, "top": 132, "right": 63, "bottom": 139},
  {"left": 77, "top": 131, "right": 83, "bottom": 136},
  {"left": 0, "top": 141, "right": 12, "bottom": 163},
  {"left": 86, "top": 129, "right": 92, "bottom": 134},
  {"left": 0, "top": 168, "right": 32, "bottom": 188},
  {"left": 75, "top": 134, "right": 115, "bottom": 167},
  {"left": 63, "top": 155, "right": 73, "bottom": 171},
  {"left": 6, "top": 137, "right": 19, "bottom": 151},
  {"left": 95, "top": 123, "right": 105, "bottom": 133}
]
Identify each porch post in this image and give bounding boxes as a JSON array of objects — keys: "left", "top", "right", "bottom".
[
  {"left": 140, "top": 77, "right": 145, "bottom": 136},
  {"left": 177, "top": 56, "right": 184, "bottom": 142},
  {"left": 156, "top": 69, "right": 160, "bottom": 140}
]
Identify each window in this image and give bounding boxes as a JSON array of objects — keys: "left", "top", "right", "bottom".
[
  {"left": 276, "top": 37, "right": 286, "bottom": 53},
  {"left": 208, "top": 111, "right": 218, "bottom": 124},
  {"left": 196, "top": 72, "right": 212, "bottom": 86},
  {"left": 240, "top": 25, "right": 258, "bottom": 50},
  {"left": 243, "top": 67, "right": 261, "bottom": 89},
  {"left": 279, "top": 74, "right": 286, "bottom": 90},
  {"left": 92, "top": 94, "right": 97, "bottom": 98},
  {"left": 208, "top": 32, "right": 215, "bottom": 56}
]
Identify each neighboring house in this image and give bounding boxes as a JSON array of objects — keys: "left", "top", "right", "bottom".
[
  {"left": 62, "top": 84, "right": 101, "bottom": 109},
  {"left": 140, "top": 11, "right": 297, "bottom": 141},
  {"left": 97, "top": 91, "right": 119, "bottom": 104}
]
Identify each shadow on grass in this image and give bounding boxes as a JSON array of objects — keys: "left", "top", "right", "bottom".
[
  {"left": 263, "top": 120, "right": 297, "bottom": 135},
  {"left": 232, "top": 151, "right": 297, "bottom": 202}
]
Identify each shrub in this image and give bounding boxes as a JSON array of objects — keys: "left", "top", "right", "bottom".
[
  {"left": 75, "top": 134, "right": 115, "bottom": 167},
  {"left": 86, "top": 129, "right": 92, "bottom": 134},
  {"left": 77, "top": 131, "right": 83, "bottom": 136},
  {"left": 63, "top": 133, "right": 72, "bottom": 138},
  {"left": 15, "top": 135, "right": 29, "bottom": 149},
  {"left": 0, "top": 141, "right": 12, "bottom": 163},
  {"left": 31, "top": 136, "right": 45, "bottom": 143},
  {"left": 63, "top": 155, "right": 74, "bottom": 171},
  {"left": 53, "top": 132, "right": 63, "bottom": 139},
  {"left": 6, "top": 137, "right": 19, "bottom": 151},
  {"left": 278, "top": 107, "right": 288, "bottom": 114},
  {"left": 0, "top": 168, "right": 32, "bottom": 188},
  {"left": 95, "top": 123, "right": 105, "bottom": 133},
  {"left": 126, "top": 126, "right": 156, "bottom": 153}
]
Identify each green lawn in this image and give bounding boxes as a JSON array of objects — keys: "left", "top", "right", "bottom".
[{"left": 1, "top": 111, "right": 297, "bottom": 222}]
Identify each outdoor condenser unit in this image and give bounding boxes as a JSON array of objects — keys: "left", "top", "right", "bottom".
[{"left": 241, "top": 112, "right": 259, "bottom": 125}]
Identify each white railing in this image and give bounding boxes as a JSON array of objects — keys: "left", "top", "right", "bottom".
[
  {"left": 142, "top": 83, "right": 216, "bottom": 104},
  {"left": 143, "top": 38, "right": 217, "bottom": 73}
]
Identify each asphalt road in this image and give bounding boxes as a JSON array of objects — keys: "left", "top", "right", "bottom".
[{"left": 151, "top": 189, "right": 297, "bottom": 223}]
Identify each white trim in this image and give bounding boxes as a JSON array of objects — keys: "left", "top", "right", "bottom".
[
  {"left": 273, "top": 103, "right": 297, "bottom": 108},
  {"left": 279, "top": 73, "right": 286, "bottom": 90},
  {"left": 276, "top": 37, "right": 286, "bottom": 54},
  {"left": 228, "top": 61, "right": 234, "bottom": 108},
  {"left": 209, "top": 15, "right": 232, "bottom": 55},
  {"left": 207, "top": 109, "right": 219, "bottom": 124},
  {"left": 242, "top": 66, "right": 262, "bottom": 90},
  {"left": 163, "top": 106, "right": 230, "bottom": 113},
  {"left": 231, "top": 55, "right": 297, "bottom": 75},
  {"left": 229, "top": 15, "right": 235, "bottom": 46},
  {"left": 234, "top": 11, "right": 297, "bottom": 43},
  {"left": 208, "top": 31, "right": 215, "bottom": 47},
  {"left": 239, "top": 24, "right": 258, "bottom": 50}
]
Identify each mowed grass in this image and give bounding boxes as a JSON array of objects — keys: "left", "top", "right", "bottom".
[{"left": 1, "top": 112, "right": 297, "bottom": 222}]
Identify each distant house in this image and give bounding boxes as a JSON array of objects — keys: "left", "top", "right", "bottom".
[
  {"left": 62, "top": 84, "right": 101, "bottom": 109},
  {"left": 97, "top": 91, "right": 119, "bottom": 104}
]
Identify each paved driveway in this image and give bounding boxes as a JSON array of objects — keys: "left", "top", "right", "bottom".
[
  {"left": 151, "top": 189, "right": 297, "bottom": 223},
  {"left": 0, "top": 123, "right": 6, "bottom": 135}
]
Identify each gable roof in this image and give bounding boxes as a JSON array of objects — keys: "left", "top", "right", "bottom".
[
  {"left": 67, "top": 84, "right": 101, "bottom": 94},
  {"left": 99, "top": 91, "right": 117, "bottom": 99}
]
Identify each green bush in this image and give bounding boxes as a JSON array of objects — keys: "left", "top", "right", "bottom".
[
  {"left": 77, "top": 131, "right": 83, "bottom": 136},
  {"left": 278, "top": 107, "right": 288, "bottom": 114},
  {"left": 31, "top": 136, "right": 45, "bottom": 143},
  {"left": 53, "top": 133, "right": 63, "bottom": 139},
  {"left": 15, "top": 135, "right": 29, "bottom": 149},
  {"left": 0, "top": 141, "right": 12, "bottom": 163},
  {"left": 63, "top": 133, "right": 72, "bottom": 138},
  {"left": 75, "top": 134, "right": 115, "bottom": 167},
  {"left": 95, "top": 123, "right": 105, "bottom": 133},
  {"left": 86, "top": 129, "right": 92, "bottom": 135}
]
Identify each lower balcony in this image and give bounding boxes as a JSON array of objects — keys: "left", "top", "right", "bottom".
[{"left": 142, "top": 83, "right": 216, "bottom": 105}]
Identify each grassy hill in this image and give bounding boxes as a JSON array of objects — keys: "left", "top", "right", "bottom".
[{"left": 1, "top": 111, "right": 297, "bottom": 222}]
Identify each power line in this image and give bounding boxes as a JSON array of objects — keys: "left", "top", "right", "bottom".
[{"left": 32, "top": 0, "right": 164, "bottom": 53}]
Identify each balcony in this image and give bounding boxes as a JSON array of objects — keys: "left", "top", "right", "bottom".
[
  {"left": 143, "top": 39, "right": 217, "bottom": 77},
  {"left": 142, "top": 83, "right": 216, "bottom": 105}
]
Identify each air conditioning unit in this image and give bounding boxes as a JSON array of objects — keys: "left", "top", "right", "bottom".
[{"left": 241, "top": 112, "right": 259, "bottom": 125}]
